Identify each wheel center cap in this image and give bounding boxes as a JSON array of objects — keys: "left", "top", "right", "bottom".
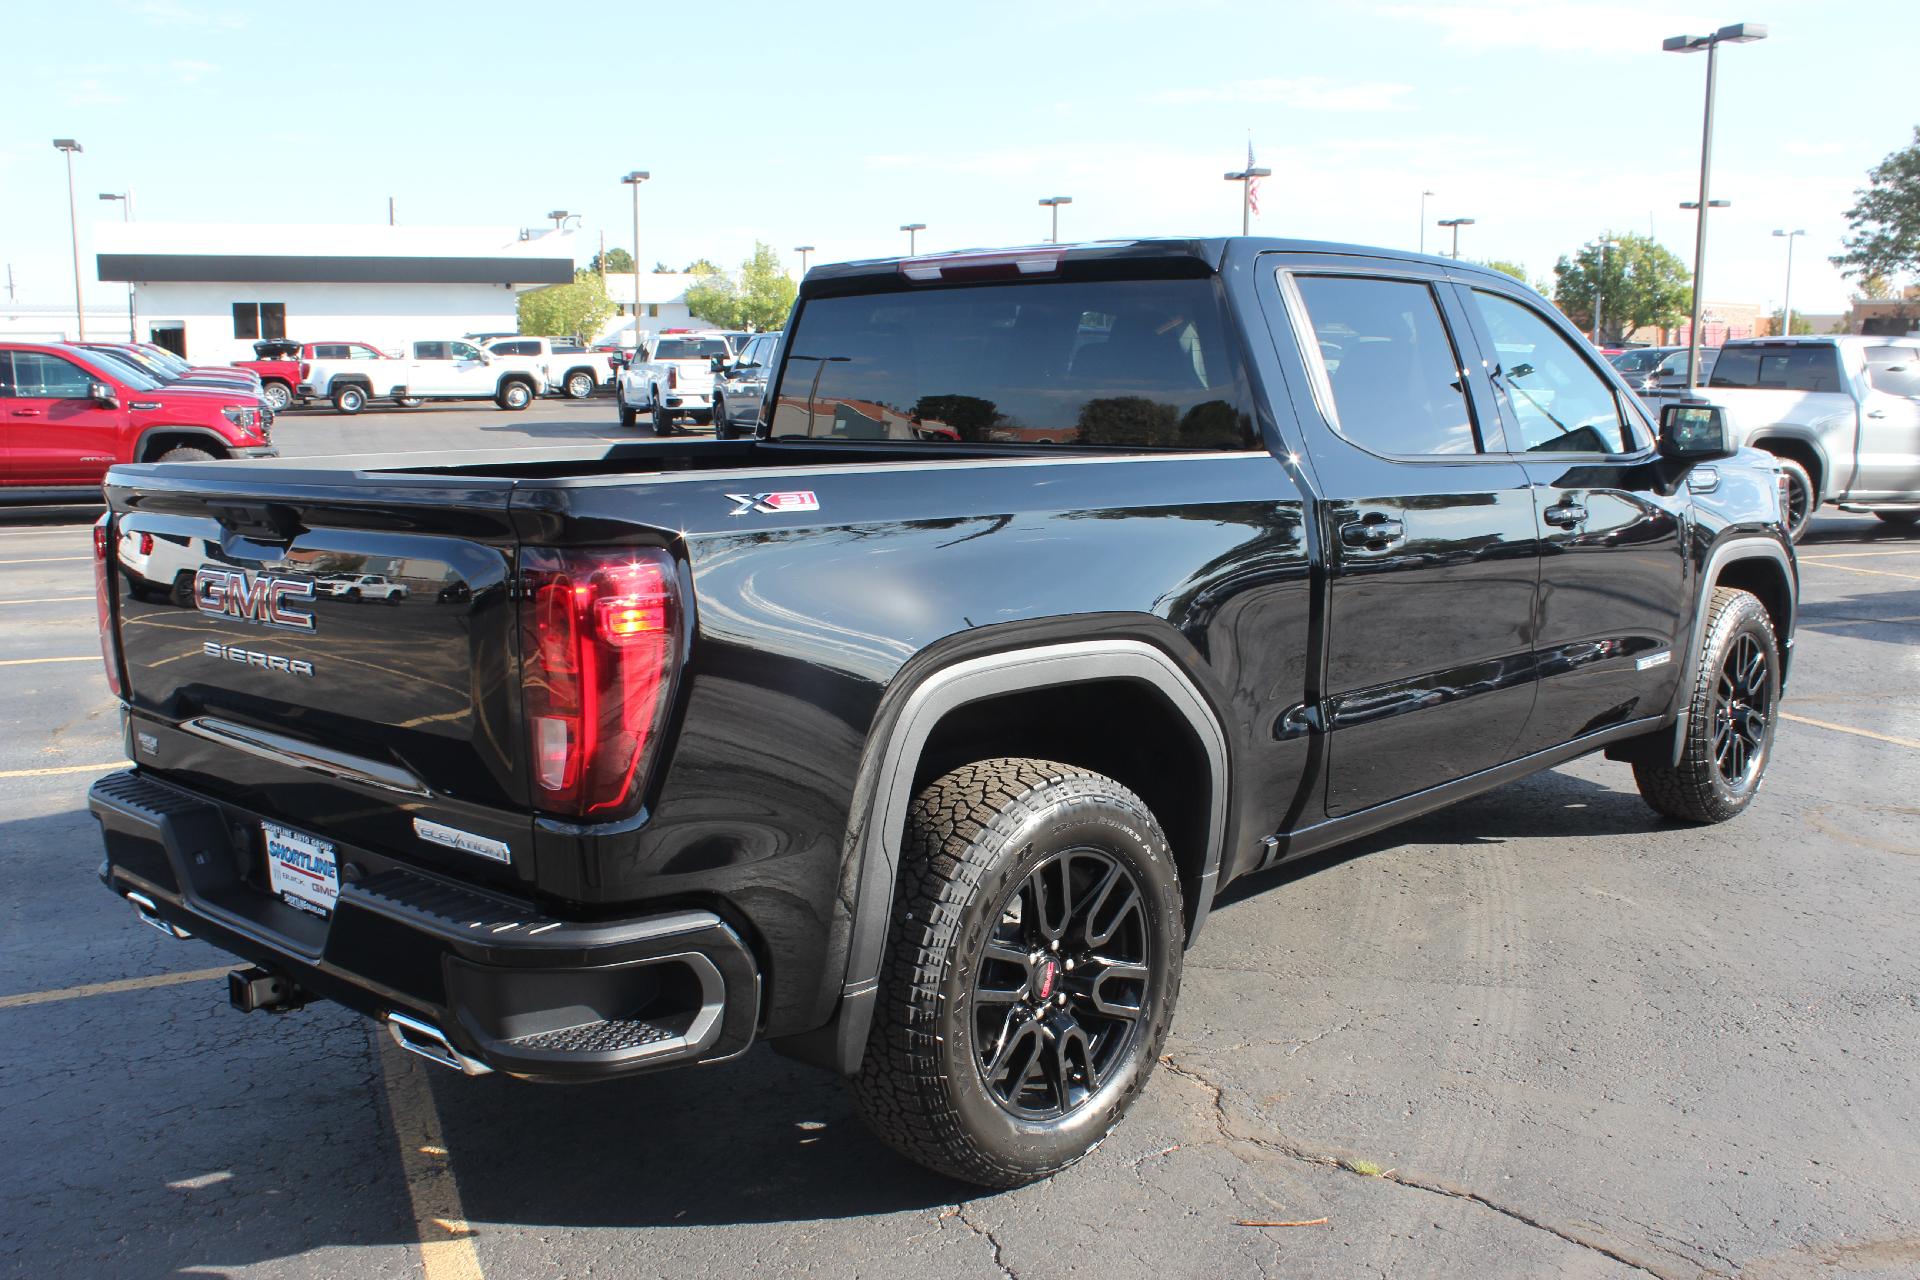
[{"left": 1033, "top": 958, "right": 1060, "bottom": 1002}]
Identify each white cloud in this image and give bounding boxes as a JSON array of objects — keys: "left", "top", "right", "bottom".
[
  {"left": 171, "top": 59, "right": 217, "bottom": 84},
  {"left": 65, "top": 79, "right": 127, "bottom": 107},
  {"left": 1377, "top": 1, "right": 1714, "bottom": 55},
  {"left": 1148, "top": 77, "right": 1414, "bottom": 111}
]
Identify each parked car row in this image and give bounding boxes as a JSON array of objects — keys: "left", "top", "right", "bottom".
[
  {"left": 0, "top": 339, "right": 276, "bottom": 502},
  {"left": 226, "top": 335, "right": 620, "bottom": 414}
]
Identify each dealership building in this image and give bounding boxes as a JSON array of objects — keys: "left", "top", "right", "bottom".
[{"left": 93, "top": 222, "right": 578, "bottom": 363}]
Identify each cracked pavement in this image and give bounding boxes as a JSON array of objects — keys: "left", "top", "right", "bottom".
[{"left": 1, "top": 409, "right": 1917, "bottom": 1279}]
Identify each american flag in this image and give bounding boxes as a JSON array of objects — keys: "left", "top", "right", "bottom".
[{"left": 1246, "top": 141, "right": 1261, "bottom": 216}]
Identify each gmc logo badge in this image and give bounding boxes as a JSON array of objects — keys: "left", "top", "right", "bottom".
[{"left": 193, "top": 568, "right": 316, "bottom": 632}]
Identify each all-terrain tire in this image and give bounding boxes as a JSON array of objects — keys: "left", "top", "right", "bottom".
[
  {"left": 155, "top": 446, "right": 215, "bottom": 463},
  {"left": 851, "top": 758, "right": 1184, "bottom": 1188},
  {"left": 1633, "top": 587, "right": 1781, "bottom": 823},
  {"left": 1774, "top": 456, "right": 1816, "bottom": 543}
]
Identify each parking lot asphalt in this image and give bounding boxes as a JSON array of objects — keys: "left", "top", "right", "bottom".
[{"left": 2, "top": 402, "right": 1917, "bottom": 1280}]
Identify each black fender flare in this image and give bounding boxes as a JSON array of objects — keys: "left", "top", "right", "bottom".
[
  {"left": 134, "top": 425, "right": 232, "bottom": 462},
  {"left": 1664, "top": 535, "right": 1797, "bottom": 764},
  {"left": 822, "top": 637, "right": 1229, "bottom": 1073}
]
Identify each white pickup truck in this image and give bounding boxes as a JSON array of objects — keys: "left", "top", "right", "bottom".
[
  {"left": 308, "top": 339, "right": 547, "bottom": 414},
  {"left": 614, "top": 331, "right": 735, "bottom": 432},
  {"left": 482, "top": 337, "right": 616, "bottom": 401},
  {"left": 1676, "top": 336, "right": 1920, "bottom": 540}
]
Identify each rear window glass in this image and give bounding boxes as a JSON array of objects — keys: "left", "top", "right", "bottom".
[
  {"left": 1708, "top": 345, "right": 1843, "bottom": 392},
  {"left": 769, "top": 277, "right": 1257, "bottom": 449},
  {"left": 653, "top": 338, "right": 729, "bottom": 360}
]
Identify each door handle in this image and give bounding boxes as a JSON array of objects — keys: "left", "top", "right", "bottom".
[
  {"left": 1543, "top": 502, "right": 1588, "bottom": 528},
  {"left": 1866, "top": 409, "right": 1887, "bottom": 419},
  {"left": 10, "top": 408, "right": 43, "bottom": 417},
  {"left": 1339, "top": 515, "right": 1405, "bottom": 549}
]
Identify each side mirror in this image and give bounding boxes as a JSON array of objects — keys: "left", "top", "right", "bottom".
[
  {"left": 709, "top": 355, "right": 727, "bottom": 373},
  {"left": 1658, "top": 401, "right": 1734, "bottom": 462},
  {"left": 89, "top": 381, "right": 117, "bottom": 407}
]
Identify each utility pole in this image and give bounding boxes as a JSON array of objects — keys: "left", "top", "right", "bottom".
[
  {"left": 901, "top": 223, "right": 926, "bottom": 254},
  {"left": 794, "top": 245, "right": 815, "bottom": 277},
  {"left": 53, "top": 139, "right": 85, "bottom": 340},
  {"left": 1437, "top": 217, "right": 1475, "bottom": 260},
  {"left": 1038, "top": 196, "right": 1072, "bottom": 244},
  {"left": 99, "top": 189, "right": 135, "bottom": 340},
  {"left": 1222, "top": 165, "right": 1271, "bottom": 236},
  {"left": 1773, "top": 228, "right": 1804, "bottom": 336},
  {"left": 622, "top": 172, "right": 650, "bottom": 342},
  {"left": 388, "top": 196, "right": 395, "bottom": 226}
]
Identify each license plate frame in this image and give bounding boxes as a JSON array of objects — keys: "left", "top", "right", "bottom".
[{"left": 262, "top": 821, "right": 340, "bottom": 917}]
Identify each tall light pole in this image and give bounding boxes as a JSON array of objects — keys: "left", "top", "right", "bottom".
[
  {"left": 53, "top": 139, "right": 84, "bottom": 340},
  {"left": 1773, "top": 228, "right": 1805, "bottom": 336},
  {"left": 1437, "top": 216, "right": 1475, "bottom": 260},
  {"left": 793, "top": 245, "right": 815, "bottom": 277},
  {"left": 1590, "top": 235, "right": 1618, "bottom": 344},
  {"left": 99, "top": 190, "right": 134, "bottom": 341},
  {"left": 1038, "top": 195, "right": 1073, "bottom": 244},
  {"left": 1665, "top": 22, "right": 1768, "bottom": 394},
  {"left": 621, "top": 172, "right": 649, "bottom": 343},
  {"left": 1419, "top": 190, "right": 1434, "bottom": 253},
  {"left": 901, "top": 223, "right": 926, "bottom": 254},
  {"left": 1222, "top": 166, "right": 1271, "bottom": 236}
]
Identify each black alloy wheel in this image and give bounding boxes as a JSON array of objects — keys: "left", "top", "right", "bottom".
[
  {"left": 1711, "top": 631, "right": 1773, "bottom": 788},
  {"left": 972, "top": 848, "right": 1152, "bottom": 1121}
]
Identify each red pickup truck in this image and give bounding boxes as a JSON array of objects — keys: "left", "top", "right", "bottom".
[
  {"left": 230, "top": 339, "right": 304, "bottom": 412},
  {"left": 1, "top": 341, "right": 275, "bottom": 503}
]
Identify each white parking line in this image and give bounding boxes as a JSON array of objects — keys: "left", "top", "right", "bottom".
[
  {"left": 1780, "top": 712, "right": 1920, "bottom": 750},
  {"left": 0, "top": 967, "right": 232, "bottom": 1010},
  {"left": 0, "top": 556, "right": 91, "bottom": 565}
]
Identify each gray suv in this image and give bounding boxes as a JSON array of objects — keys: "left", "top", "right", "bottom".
[{"left": 712, "top": 332, "right": 781, "bottom": 439}]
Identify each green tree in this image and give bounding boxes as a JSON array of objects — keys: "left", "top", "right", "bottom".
[
  {"left": 1833, "top": 125, "right": 1920, "bottom": 281},
  {"left": 1763, "top": 308, "right": 1816, "bottom": 337},
  {"left": 653, "top": 261, "right": 674, "bottom": 274},
  {"left": 1551, "top": 232, "right": 1691, "bottom": 343},
  {"left": 682, "top": 258, "right": 724, "bottom": 277},
  {"left": 591, "top": 247, "right": 635, "bottom": 275},
  {"left": 684, "top": 243, "right": 798, "bottom": 331},
  {"left": 1482, "top": 259, "right": 1528, "bottom": 282},
  {"left": 516, "top": 269, "right": 615, "bottom": 342}
]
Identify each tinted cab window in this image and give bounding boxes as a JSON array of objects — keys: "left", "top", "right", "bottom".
[
  {"left": 1709, "top": 344, "right": 1844, "bottom": 392},
  {"left": 1292, "top": 275, "right": 1478, "bottom": 456},
  {"left": 1469, "top": 290, "right": 1637, "bottom": 454},
  {"left": 771, "top": 276, "right": 1256, "bottom": 449}
]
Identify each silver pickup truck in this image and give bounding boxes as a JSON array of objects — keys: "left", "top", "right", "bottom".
[{"left": 1666, "top": 336, "right": 1920, "bottom": 540}]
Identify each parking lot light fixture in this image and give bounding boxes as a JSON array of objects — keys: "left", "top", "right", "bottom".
[
  {"left": 99, "top": 190, "right": 135, "bottom": 340},
  {"left": 1436, "top": 216, "right": 1475, "bottom": 259},
  {"left": 1773, "top": 228, "right": 1805, "bottom": 336},
  {"left": 1665, "top": 21, "right": 1769, "bottom": 393},
  {"left": 901, "top": 223, "right": 926, "bottom": 254},
  {"left": 794, "top": 245, "right": 815, "bottom": 276},
  {"left": 621, "top": 172, "right": 650, "bottom": 343},
  {"left": 53, "top": 139, "right": 84, "bottom": 340},
  {"left": 1038, "top": 196, "right": 1073, "bottom": 244}
]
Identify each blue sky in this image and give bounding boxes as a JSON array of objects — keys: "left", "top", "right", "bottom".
[{"left": 4, "top": 0, "right": 1915, "bottom": 315}]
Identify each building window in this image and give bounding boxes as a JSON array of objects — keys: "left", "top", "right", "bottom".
[
  {"left": 232, "top": 302, "right": 287, "bottom": 340},
  {"left": 648, "top": 304, "right": 659, "bottom": 318}
]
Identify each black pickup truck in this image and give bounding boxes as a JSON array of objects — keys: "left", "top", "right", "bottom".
[{"left": 88, "top": 238, "right": 1796, "bottom": 1188}]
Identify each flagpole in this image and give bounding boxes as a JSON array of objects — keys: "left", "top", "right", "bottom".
[{"left": 1223, "top": 151, "right": 1272, "bottom": 238}]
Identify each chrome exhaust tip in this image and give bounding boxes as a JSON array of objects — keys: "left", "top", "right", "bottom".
[
  {"left": 385, "top": 1011, "right": 493, "bottom": 1076},
  {"left": 125, "top": 890, "right": 193, "bottom": 940}
]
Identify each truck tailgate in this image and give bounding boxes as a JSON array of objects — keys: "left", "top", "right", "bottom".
[{"left": 108, "top": 470, "right": 532, "bottom": 887}]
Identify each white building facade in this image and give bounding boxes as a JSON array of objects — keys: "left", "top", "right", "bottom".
[{"left": 94, "top": 223, "right": 577, "bottom": 363}]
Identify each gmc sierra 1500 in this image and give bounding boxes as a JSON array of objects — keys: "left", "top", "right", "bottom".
[{"left": 88, "top": 237, "right": 1795, "bottom": 1188}]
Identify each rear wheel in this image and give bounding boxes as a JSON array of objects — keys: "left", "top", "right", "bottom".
[
  {"left": 652, "top": 389, "right": 677, "bottom": 435},
  {"left": 497, "top": 380, "right": 533, "bottom": 411},
  {"left": 1773, "top": 456, "right": 1815, "bottom": 543},
  {"left": 851, "top": 759, "right": 1184, "bottom": 1188},
  {"left": 397, "top": 397, "right": 424, "bottom": 408},
  {"left": 1633, "top": 587, "right": 1780, "bottom": 824},
  {"left": 332, "top": 384, "right": 368, "bottom": 415},
  {"left": 564, "top": 370, "right": 596, "bottom": 400},
  {"left": 261, "top": 382, "right": 292, "bottom": 412}
]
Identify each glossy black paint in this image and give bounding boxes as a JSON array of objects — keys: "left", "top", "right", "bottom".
[{"left": 96, "top": 235, "right": 1796, "bottom": 1061}]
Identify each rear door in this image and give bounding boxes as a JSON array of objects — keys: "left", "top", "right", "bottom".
[
  {"left": 2, "top": 349, "right": 128, "bottom": 484},
  {"left": 1452, "top": 282, "right": 1689, "bottom": 755},
  {"left": 1861, "top": 346, "right": 1920, "bottom": 498},
  {"left": 1270, "top": 257, "right": 1541, "bottom": 817}
]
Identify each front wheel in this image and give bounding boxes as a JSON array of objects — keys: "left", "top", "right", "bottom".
[
  {"left": 851, "top": 759, "right": 1184, "bottom": 1188},
  {"left": 1633, "top": 587, "right": 1781, "bottom": 824},
  {"left": 497, "top": 380, "right": 533, "bottom": 411},
  {"left": 652, "top": 390, "right": 677, "bottom": 435},
  {"left": 1774, "top": 457, "right": 1816, "bottom": 543},
  {"left": 156, "top": 446, "right": 215, "bottom": 463},
  {"left": 564, "top": 370, "right": 596, "bottom": 400}
]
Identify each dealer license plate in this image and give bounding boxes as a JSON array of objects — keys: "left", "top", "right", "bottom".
[{"left": 263, "top": 821, "right": 339, "bottom": 917}]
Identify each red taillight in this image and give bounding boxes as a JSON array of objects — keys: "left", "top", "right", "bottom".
[
  {"left": 92, "top": 516, "right": 123, "bottom": 697},
  {"left": 518, "top": 547, "right": 679, "bottom": 818},
  {"left": 137, "top": 531, "right": 154, "bottom": 556},
  {"left": 666, "top": 365, "right": 679, "bottom": 390},
  {"left": 300, "top": 361, "right": 311, "bottom": 380}
]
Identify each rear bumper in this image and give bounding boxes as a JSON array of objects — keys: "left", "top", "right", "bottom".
[{"left": 89, "top": 770, "right": 761, "bottom": 1080}]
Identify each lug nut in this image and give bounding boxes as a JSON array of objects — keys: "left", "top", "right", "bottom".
[{"left": 1056, "top": 992, "right": 1067, "bottom": 1007}]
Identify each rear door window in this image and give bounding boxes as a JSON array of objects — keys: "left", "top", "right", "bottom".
[
  {"left": 1866, "top": 346, "right": 1920, "bottom": 397},
  {"left": 1708, "top": 345, "right": 1844, "bottom": 392},
  {"left": 1291, "top": 275, "right": 1479, "bottom": 456},
  {"left": 414, "top": 342, "right": 450, "bottom": 361},
  {"left": 770, "top": 276, "right": 1257, "bottom": 449}
]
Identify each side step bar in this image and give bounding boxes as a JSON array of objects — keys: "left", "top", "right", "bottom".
[{"left": 385, "top": 1011, "right": 494, "bottom": 1076}]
